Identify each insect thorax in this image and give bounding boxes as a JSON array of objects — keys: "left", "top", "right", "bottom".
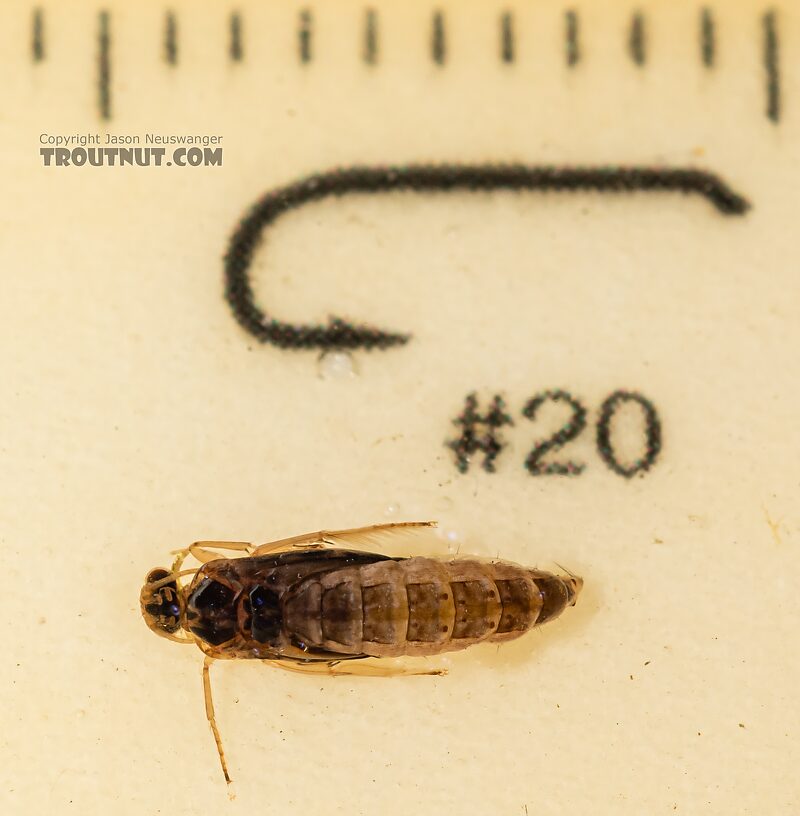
[{"left": 185, "top": 568, "right": 286, "bottom": 649}]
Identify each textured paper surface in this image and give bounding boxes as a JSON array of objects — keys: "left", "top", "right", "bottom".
[{"left": 2, "top": 1, "right": 799, "bottom": 813}]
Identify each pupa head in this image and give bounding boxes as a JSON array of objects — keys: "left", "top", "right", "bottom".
[{"left": 140, "top": 568, "right": 188, "bottom": 643}]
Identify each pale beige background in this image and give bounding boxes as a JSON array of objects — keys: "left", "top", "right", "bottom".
[{"left": 1, "top": 0, "right": 799, "bottom": 813}]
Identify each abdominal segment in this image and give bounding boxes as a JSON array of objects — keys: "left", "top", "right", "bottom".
[{"left": 282, "top": 558, "right": 554, "bottom": 658}]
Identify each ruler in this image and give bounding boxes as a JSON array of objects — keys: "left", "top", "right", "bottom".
[
  {"left": 3, "top": 2, "right": 798, "bottom": 815},
  {"left": 4, "top": 3, "right": 787, "bottom": 123}
]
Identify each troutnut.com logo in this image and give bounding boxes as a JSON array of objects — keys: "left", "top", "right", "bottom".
[{"left": 39, "top": 133, "right": 223, "bottom": 167}]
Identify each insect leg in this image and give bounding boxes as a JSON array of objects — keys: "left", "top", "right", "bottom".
[
  {"left": 251, "top": 538, "right": 326, "bottom": 556},
  {"left": 320, "top": 521, "right": 437, "bottom": 548},
  {"left": 170, "top": 541, "right": 253, "bottom": 572},
  {"left": 191, "top": 540, "right": 252, "bottom": 552},
  {"left": 253, "top": 521, "right": 438, "bottom": 555},
  {"left": 326, "top": 661, "right": 447, "bottom": 677},
  {"left": 265, "top": 659, "right": 447, "bottom": 677},
  {"left": 202, "top": 656, "right": 233, "bottom": 786}
]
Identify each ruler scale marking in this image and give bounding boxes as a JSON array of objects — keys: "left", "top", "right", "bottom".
[
  {"left": 164, "top": 11, "right": 178, "bottom": 67},
  {"left": 299, "top": 9, "right": 313, "bottom": 64},
  {"left": 432, "top": 10, "right": 445, "bottom": 66},
  {"left": 701, "top": 7, "right": 715, "bottom": 68},
  {"left": 364, "top": 8, "right": 378, "bottom": 65},
  {"left": 97, "top": 10, "right": 111, "bottom": 121},
  {"left": 629, "top": 11, "right": 646, "bottom": 67},
  {"left": 500, "top": 11, "right": 514, "bottom": 64},
  {"left": 565, "top": 9, "right": 580, "bottom": 67},
  {"left": 32, "top": 7, "right": 44, "bottom": 63},
  {"left": 763, "top": 10, "right": 780, "bottom": 123},
  {"left": 18, "top": 6, "right": 787, "bottom": 124},
  {"left": 230, "top": 11, "right": 243, "bottom": 62}
]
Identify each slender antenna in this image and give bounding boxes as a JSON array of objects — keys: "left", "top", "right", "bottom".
[
  {"left": 146, "top": 568, "right": 197, "bottom": 591},
  {"left": 554, "top": 561, "right": 579, "bottom": 580},
  {"left": 203, "top": 656, "right": 232, "bottom": 786}
]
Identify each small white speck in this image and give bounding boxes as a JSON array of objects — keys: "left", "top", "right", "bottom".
[
  {"left": 439, "top": 527, "right": 462, "bottom": 554},
  {"left": 317, "top": 350, "right": 357, "bottom": 380}
]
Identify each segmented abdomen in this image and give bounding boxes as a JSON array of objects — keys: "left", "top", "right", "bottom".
[{"left": 282, "top": 558, "right": 565, "bottom": 657}]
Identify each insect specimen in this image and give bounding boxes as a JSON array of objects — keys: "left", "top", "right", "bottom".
[{"left": 140, "top": 521, "right": 583, "bottom": 785}]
